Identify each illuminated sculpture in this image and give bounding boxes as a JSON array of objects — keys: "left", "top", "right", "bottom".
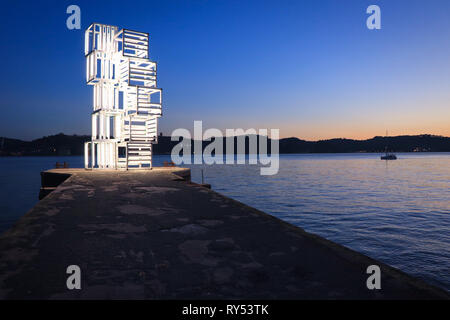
[{"left": 84, "top": 23, "right": 162, "bottom": 169}]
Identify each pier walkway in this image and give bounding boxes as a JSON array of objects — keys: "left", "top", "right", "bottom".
[{"left": 0, "top": 168, "right": 447, "bottom": 299}]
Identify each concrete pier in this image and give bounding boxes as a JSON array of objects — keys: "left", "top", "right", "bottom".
[{"left": 0, "top": 168, "right": 447, "bottom": 299}]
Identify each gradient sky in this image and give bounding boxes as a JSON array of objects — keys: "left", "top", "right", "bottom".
[{"left": 0, "top": 0, "right": 449, "bottom": 140}]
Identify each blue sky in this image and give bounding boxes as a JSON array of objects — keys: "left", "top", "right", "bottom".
[{"left": 1, "top": 0, "right": 449, "bottom": 140}]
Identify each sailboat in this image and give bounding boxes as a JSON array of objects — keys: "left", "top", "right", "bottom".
[
  {"left": 380, "top": 131, "right": 397, "bottom": 160},
  {"left": 381, "top": 149, "right": 397, "bottom": 160}
]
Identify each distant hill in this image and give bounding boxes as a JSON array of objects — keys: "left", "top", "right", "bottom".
[
  {"left": 278, "top": 135, "right": 450, "bottom": 153},
  {"left": 0, "top": 133, "right": 449, "bottom": 156},
  {"left": 0, "top": 134, "right": 89, "bottom": 156}
]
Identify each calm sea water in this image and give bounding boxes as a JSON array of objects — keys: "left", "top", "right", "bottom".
[{"left": 0, "top": 153, "right": 449, "bottom": 291}]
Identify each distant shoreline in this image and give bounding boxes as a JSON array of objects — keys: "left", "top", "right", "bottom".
[
  {"left": 2, "top": 151, "right": 450, "bottom": 157},
  {"left": 1, "top": 133, "right": 450, "bottom": 156}
]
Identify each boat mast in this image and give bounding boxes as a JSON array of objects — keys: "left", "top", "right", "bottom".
[{"left": 385, "top": 130, "right": 388, "bottom": 155}]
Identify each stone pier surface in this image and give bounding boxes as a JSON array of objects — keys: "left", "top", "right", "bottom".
[{"left": 0, "top": 168, "right": 447, "bottom": 299}]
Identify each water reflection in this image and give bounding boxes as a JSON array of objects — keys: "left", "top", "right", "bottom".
[{"left": 186, "top": 153, "right": 450, "bottom": 291}]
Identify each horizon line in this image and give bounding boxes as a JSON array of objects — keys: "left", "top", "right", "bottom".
[{"left": 1, "top": 132, "right": 450, "bottom": 143}]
